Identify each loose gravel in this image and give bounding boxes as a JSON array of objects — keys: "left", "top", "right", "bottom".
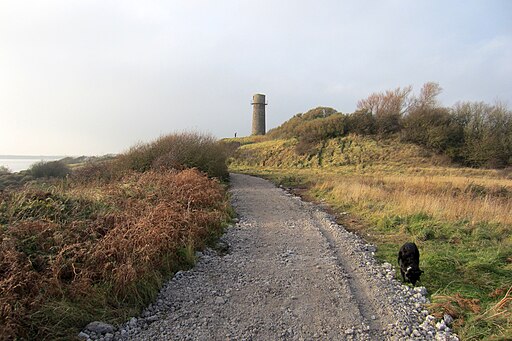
[{"left": 80, "top": 173, "right": 458, "bottom": 341}]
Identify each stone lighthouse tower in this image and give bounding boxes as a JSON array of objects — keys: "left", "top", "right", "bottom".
[{"left": 251, "top": 93, "right": 266, "bottom": 135}]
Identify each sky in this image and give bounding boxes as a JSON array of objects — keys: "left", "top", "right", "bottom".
[{"left": 0, "top": 0, "right": 511, "bottom": 156}]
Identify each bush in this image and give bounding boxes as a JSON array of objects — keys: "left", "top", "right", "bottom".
[
  {"left": 297, "top": 114, "right": 346, "bottom": 141},
  {"left": 267, "top": 107, "right": 339, "bottom": 139},
  {"left": 266, "top": 107, "right": 346, "bottom": 155},
  {"left": 347, "top": 110, "right": 376, "bottom": 135},
  {"left": 453, "top": 102, "right": 512, "bottom": 168},
  {"left": 402, "top": 107, "right": 464, "bottom": 154},
  {"left": 29, "top": 161, "right": 70, "bottom": 178},
  {"left": 219, "top": 140, "right": 242, "bottom": 158},
  {"left": 71, "top": 160, "right": 117, "bottom": 184},
  {"left": 114, "top": 132, "right": 229, "bottom": 180},
  {"left": 0, "top": 172, "right": 34, "bottom": 191},
  {"left": 0, "top": 166, "right": 11, "bottom": 175},
  {"left": 357, "top": 86, "right": 412, "bottom": 135}
]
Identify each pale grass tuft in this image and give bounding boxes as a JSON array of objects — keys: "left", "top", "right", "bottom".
[
  {"left": 318, "top": 174, "right": 512, "bottom": 226},
  {"left": 481, "top": 286, "right": 511, "bottom": 321}
]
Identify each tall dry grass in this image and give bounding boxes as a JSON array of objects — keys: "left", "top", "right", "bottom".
[{"left": 318, "top": 174, "right": 512, "bottom": 226}]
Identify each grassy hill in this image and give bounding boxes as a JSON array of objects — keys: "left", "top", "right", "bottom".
[
  {"left": 228, "top": 134, "right": 449, "bottom": 171},
  {"left": 227, "top": 132, "right": 512, "bottom": 340}
]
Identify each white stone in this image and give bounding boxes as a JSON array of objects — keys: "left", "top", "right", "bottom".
[
  {"left": 85, "top": 321, "right": 115, "bottom": 335},
  {"left": 443, "top": 313, "right": 454, "bottom": 325},
  {"left": 78, "top": 332, "right": 89, "bottom": 340}
]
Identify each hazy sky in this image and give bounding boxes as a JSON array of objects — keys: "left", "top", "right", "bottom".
[{"left": 1, "top": 1, "right": 511, "bottom": 155}]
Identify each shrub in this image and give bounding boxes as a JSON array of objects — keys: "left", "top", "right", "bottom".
[
  {"left": 266, "top": 107, "right": 346, "bottom": 155},
  {"left": 402, "top": 107, "right": 464, "bottom": 154},
  {"left": 452, "top": 102, "right": 512, "bottom": 168},
  {"left": 29, "top": 160, "right": 70, "bottom": 178},
  {"left": 357, "top": 86, "right": 412, "bottom": 135},
  {"left": 115, "top": 132, "right": 229, "bottom": 180},
  {"left": 267, "top": 107, "right": 339, "bottom": 139},
  {"left": 0, "top": 172, "right": 34, "bottom": 191},
  {"left": 0, "top": 166, "right": 11, "bottom": 175},
  {"left": 346, "top": 110, "right": 376, "bottom": 135},
  {"left": 297, "top": 114, "right": 346, "bottom": 141},
  {"left": 219, "top": 140, "right": 242, "bottom": 158},
  {"left": 71, "top": 160, "right": 117, "bottom": 184}
]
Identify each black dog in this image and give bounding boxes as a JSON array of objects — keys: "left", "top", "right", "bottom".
[{"left": 398, "top": 242, "right": 424, "bottom": 286}]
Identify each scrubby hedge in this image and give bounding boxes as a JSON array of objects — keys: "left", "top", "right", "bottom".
[
  {"left": 29, "top": 160, "right": 71, "bottom": 178},
  {"left": 267, "top": 84, "right": 512, "bottom": 168},
  {"left": 114, "top": 132, "right": 229, "bottom": 180}
]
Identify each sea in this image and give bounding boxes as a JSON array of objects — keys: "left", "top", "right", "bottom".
[{"left": 0, "top": 156, "right": 64, "bottom": 173}]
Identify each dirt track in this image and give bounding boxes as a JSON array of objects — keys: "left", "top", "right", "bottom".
[{"left": 116, "top": 173, "right": 457, "bottom": 340}]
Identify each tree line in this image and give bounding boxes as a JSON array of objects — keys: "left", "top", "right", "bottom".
[{"left": 268, "top": 83, "right": 512, "bottom": 168}]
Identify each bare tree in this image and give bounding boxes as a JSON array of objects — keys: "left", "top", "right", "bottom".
[
  {"left": 412, "top": 82, "right": 442, "bottom": 111},
  {"left": 357, "top": 86, "right": 412, "bottom": 134},
  {"left": 357, "top": 86, "right": 412, "bottom": 116}
]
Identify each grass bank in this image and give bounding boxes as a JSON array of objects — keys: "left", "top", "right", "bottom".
[{"left": 229, "top": 136, "right": 511, "bottom": 340}]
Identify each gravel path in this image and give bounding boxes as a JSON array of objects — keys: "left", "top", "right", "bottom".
[{"left": 81, "top": 173, "right": 458, "bottom": 341}]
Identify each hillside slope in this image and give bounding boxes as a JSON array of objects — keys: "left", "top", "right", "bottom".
[{"left": 229, "top": 134, "right": 449, "bottom": 172}]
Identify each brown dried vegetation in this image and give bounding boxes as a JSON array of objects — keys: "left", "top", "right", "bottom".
[
  {"left": 0, "top": 168, "right": 228, "bottom": 340},
  {"left": 429, "top": 287, "right": 511, "bottom": 339}
]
